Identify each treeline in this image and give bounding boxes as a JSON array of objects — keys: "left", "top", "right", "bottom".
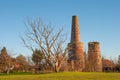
[
  {"left": 0, "top": 47, "right": 31, "bottom": 74},
  {"left": 0, "top": 47, "right": 120, "bottom": 74}
]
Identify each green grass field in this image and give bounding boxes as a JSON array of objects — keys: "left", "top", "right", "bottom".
[{"left": 0, "top": 72, "right": 120, "bottom": 80}]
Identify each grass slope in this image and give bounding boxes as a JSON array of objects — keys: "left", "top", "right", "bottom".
[{"left": 0, "top": 72, "right": 120, "bottom": 80}]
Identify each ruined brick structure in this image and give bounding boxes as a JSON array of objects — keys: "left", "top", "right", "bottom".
[
  {"left": 68, "top": 16, "right": 85, "bottom": 71},
  {"left": 68, "top": 16, "right": 102, "bottom": 72},
  {"left": 87, "top": 42, "right": 102, "bottom": 72}
]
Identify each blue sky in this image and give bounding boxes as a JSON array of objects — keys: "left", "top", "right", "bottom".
[{"left": 0, "top": 0, "right": 120, "bottom": 60}]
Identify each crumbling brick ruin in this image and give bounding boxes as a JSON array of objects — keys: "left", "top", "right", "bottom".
[
  {"left": 68, "top": 16, "right": 102, "bottom": 72},
  {"left": 87, "top": 42, "right": 102, "bottom": 72}
]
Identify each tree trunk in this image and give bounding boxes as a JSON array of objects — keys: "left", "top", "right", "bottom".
[
  {"left": 55, "top": 66, "right": 61, "bottom": 72},
  {"left": 7, "top": 69, "right": 10, "bottom": 74},
  {"left": 55, "top": 61, "right": 61, "bottom": 72}
]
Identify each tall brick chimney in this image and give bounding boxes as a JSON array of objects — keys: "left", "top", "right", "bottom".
[
  {"left": 71, "top": 16, "right": 80, "bottom": 42},
  {"left": 68, "top": 16, "right": 85, "bottom": 71}
]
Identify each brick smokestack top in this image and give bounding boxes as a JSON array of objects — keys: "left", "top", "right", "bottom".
[{"left": 71, "top": 16, "right": 80, "bottom": 42}]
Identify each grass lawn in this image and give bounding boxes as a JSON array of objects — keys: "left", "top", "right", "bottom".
[{"left": 0, "top": 72, "right": 120, "bottom": 80}]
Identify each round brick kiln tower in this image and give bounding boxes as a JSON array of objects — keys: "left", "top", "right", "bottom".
[{"left": 88, "top": 42, "right": 102, "bottom": 72}]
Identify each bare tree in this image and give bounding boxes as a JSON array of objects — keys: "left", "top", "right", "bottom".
[{"left": 21, "top": 18, "right": 68, "bottom": 72}]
